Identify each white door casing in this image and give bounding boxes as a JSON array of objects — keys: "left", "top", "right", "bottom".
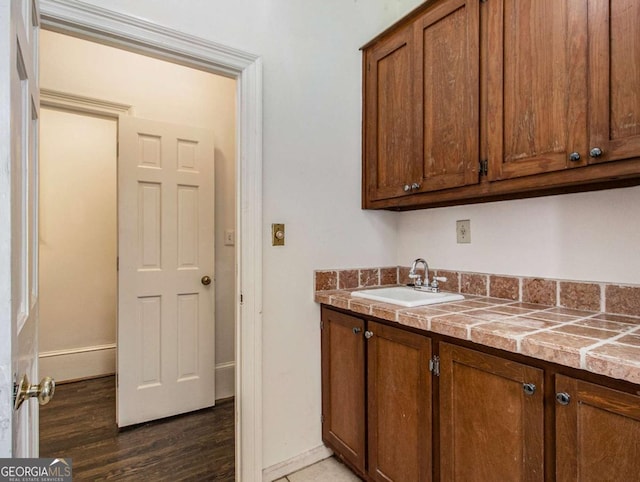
[
  {"left": 118, "top": 116, "right": 216, "bottom": 427},
  {"left": 0, "top": 0, "right": 40, "bottom": 457}
]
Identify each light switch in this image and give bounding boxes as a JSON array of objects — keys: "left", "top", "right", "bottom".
[{"left": 224, "top": 229, "right": 235, "bottom": 246}]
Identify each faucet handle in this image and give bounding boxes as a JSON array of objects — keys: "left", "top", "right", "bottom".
[{"left": 433, "top": 276, "right": 447, "bottom": 283}]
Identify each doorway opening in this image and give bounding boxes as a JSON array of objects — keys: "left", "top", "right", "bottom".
[{"left": 36, "top": 0, "right": 263, "bottom": 475}]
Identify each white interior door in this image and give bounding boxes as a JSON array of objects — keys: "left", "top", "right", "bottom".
[
  {"left": 0, "top": 0, "right": 41, "bottom": 457},
  {"left": 117, "top": 116, "right": 216, "bottom": 427}
]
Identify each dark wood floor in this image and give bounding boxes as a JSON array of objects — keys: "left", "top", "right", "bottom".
[{"left": 40, "top": 376, "right": 234, "bottom": 481}]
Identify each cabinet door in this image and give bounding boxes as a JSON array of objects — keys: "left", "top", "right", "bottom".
[
  {"left": 367, "top": 321, "right": 432, "bottom": 482},
  {"left": 555, "top": 375, "right": 640, "bottom": 481},
  {"left": 321, "top": 308, "right": 366, "bottom": 474},
  {"left": 487, "top": 0, "right": 589, "bottom": 181},
  {"left": 439, "top": 343, "right": 544, "bottom": 481},
  {"left": 364, "top": 24, "right": 418, "bottom": 202},
  {"left": 414, "top": 0, "right": 480, "bottom": 193},
  {"left": 588, "top": 0, "right": 640, "bottom": 164}
]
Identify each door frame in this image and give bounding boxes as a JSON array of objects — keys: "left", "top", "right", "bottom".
[{"left": 39, "top": 1, "right": 264, "bottom": 480}]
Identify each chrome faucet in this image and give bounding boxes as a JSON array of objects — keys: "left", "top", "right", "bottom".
[
  {"left": 408, "top": 258, "right": 447, "bottom": 292},
  {"left": 409, "top": 258, "right": 429, "bottom": 287}
]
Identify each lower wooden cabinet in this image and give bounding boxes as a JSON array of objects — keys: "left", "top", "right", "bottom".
[
  {"left": 439, "top": 343, "right": 544, "bottom": 482},
  {"left": 555, "top": 375, "right": 640, "bottom": 481},
  {"left": 321, "top": 307, "right": 640, "bottom": 481},
  {"left": 321, "top": 307, "right": 432, "bottom": 481}
]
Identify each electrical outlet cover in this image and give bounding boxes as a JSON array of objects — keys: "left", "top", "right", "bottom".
[{"left": 456, "top": 219, "right": 471, "bottom": 244}]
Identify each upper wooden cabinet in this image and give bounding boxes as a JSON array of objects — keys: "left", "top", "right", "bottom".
[
  {"left": 362, "top": 0, "right": 640, "bottom": 210},
  {"left": 363, "top": 0, "right": 479, "bottom": 202}
]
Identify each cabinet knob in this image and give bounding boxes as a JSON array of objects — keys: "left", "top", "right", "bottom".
[
  {"left": 556, "top": 392, "right": 571, "bottom": 406},
  {"left": 352, "top": 327, "right": 362, "bottom": 335},
  {"left": 589, "top": 147, "right": 603, "bottom": 158},
  {"left": 568, "top": 152, "right": 581, "bottom": 162},
  {"left": 411, "top": 182, "right": 421, "bottom": 190},
  {"left": 403, "top": 184, "right": 411, "bottom": 192},
  {"left": 523, "top": 383, "right": 536, "bottom": 396},
  {"left": 364, "top": 330, "right": 374, "bottom": 339}
]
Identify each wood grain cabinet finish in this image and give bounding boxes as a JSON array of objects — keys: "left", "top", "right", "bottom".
[
  {"left": 439, "top": 343, "right": 544, "bottom": 482},
  {"left": 321, "top": 308, "right": 433, "bottom": 481},
  {"left": 555, "top": 374, "right": 640, "bottom": 481},
  {"left": 363, "top": 0, "right": 479, "bottom": 203},
  {"left": 321, "top": 308, "right": 366, "bottom": 474},
  {"left": 362, "top": 0, "right": 640, "bottom": 210},
  {"left": 367, "top": 320, "right": 432, "bottom": 482}
]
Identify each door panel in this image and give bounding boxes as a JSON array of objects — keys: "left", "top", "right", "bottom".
[
  {"left": 118, "top": 116, "right": 215, "bottom": 427},
  {"left": 414, "top": 0, "right": 480, "bottom": 192},
  {"left": 2, "top": 0, "right": 41, "bottom": 457},
  {"left": 487, "top": 0, "right": 588, "bottom": 180},
  {"left": 588, "top": 0, "right": 640, "bottom": 164},
  {"left": 555, "top": 375, "right": 640, "bottom": 481},
  {"left": 439, "top": 343, "right": 544, "bottom": 482}
]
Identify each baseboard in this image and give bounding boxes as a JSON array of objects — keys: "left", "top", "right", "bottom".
[
  {"left": 262, "top": 444, "right": 333, "bottom": 482},
  {"left": 39, "top": 344, "right": 116, "bottom": 382},
  {"left": 215, "top": 361, "right": 235, "bottom": 400}
]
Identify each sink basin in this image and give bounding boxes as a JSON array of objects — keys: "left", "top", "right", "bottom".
[{"left": 351, "top": 286, "right": 464, "bottom": 307}]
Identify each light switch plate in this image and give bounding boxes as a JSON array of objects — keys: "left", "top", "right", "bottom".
[
  {"left": 272, "top": 223, "right": 285, "bottom": 246},
  {"left": 456, "top": 219, "right": 471, "bottom": 244},
  {"left": 224, "top": 229, "right": 235, "bottom": 246}
]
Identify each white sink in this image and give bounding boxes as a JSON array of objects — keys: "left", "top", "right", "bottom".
[{"left": 351, "top": 286, "right": 464, "bottom": 308}]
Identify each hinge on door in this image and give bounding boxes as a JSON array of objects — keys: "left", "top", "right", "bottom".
[
  {"left": 429, "top": 355, "right": 440, "bottom": 377},
  {"left": 479, "top": 159, "right": 488, "bottom": 176},
  {"left": 240, "top": 294, "right": 244, "bottom": 304},
  {"left": 116, "top": 257, "right": 119, "bottom": 271},
  {"left": 320, "top": 320, "right": 324, "bottom": 330},
  {"left": 321, "top": 414, "right": 325, "bottom": 424}
]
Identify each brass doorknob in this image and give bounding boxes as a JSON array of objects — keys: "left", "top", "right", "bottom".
[
  {"left": 14, "top": 374, "right": 55, "bottom": 410},
  {"left": 201, "top": 275, "right": 212, "bottom": 286}
]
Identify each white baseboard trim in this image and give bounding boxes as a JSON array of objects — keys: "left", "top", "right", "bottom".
[
  {"left": 215, "top": 361, "right": 235, "bottom": 400},
  {"left": 39, "top": 344, "right": 116, "bottom": 382},
  {"left": 262, "top": 444, "right": 333, "bottom": 482}
]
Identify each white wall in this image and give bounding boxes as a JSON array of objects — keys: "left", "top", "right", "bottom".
[
  {"left": 39, "top": 30, "right": 237, "bottom": 393},
  {"left": 397, "top": 186, "right": 640, "bottom": 285},
  {"left": 69, "top": 0, "right": 426, "bottom": 469},
  {"left": 39, "top": 108, "right": 118, "bottom": 380}
]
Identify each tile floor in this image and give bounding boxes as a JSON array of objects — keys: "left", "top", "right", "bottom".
[{"left": 276, "top": 457, "right": 361, "bottom": 481}]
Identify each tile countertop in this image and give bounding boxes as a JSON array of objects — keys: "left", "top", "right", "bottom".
[{"left": 315, "top": 287, "right": 640, "bottom": 386}]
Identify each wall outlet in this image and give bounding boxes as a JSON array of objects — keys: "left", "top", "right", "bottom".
[
  {"left": 224, "top": 229, "right": 235, "bottom": 246},
  {"left": 456, "top": 219, "right": 471, "bottom": 244}
]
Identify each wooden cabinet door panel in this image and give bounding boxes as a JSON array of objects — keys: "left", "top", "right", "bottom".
[
  {"left": 414, "top": 0, "right": 480, "bottom": 192},
  {"left": 439, "top": 343, "right": 544, "bottom": 482},
  {"left": 367, "top": 321, "right": 432, "bottom": 482},
  {"left": 364, "top": 25, "right": 417, "bottom": 202},
  {"left": 321, "top": 308, "right": 366, "bottom": 474},
  {"left": 555, "top": 375, "right": 640, "bottom": 481},
  {"left": 487, "top": 0, "right": 589, "bottom": 181},
  {"left": 588, "top": 0, "right": 640, "bottom": 164}
]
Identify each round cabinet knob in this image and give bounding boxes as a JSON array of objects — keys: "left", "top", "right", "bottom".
[
  {"left": 201, "top": 275, "right": 212, "bottom": 286},
  {"left": 352, "top": 327, "right": 362, "bottom": 335},
  {"left": 556, "top": 392, "right": 571, "bottom": 406},
  {"left": 403, "top": 184, "right": 411, "bottom": 192},
  {"left": 364, "top": 330, "right": 374, "bottom": 339},
  {"left": 523, "top": 383, "right": 536, "bottom": 396},
  {"left": 589, "top": 147, "right": 603, "bottom": 158},
  {"left": 411, "top": 182, "right": 421, "bottom": 190},
  {"left": 569, "top": 152, "right": 581, "bottom": 162}
]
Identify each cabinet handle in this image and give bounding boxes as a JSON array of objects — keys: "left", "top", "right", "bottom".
[
  {"left": 556, "top": 392, "right": 571, "bottom": 406},
  {"left": 403, "top": 184, "right": 411, "bottom": 192},
  {"left": 364, "top": 330, "right": 374, "bottom": 339},
  {"left": 523, "top": 383, "right": 536, "bottom": 396},
  {"left": 568, "top": 152, "right": 581, "bottom": 162},
  {"left": 589, "top": 147, "right": 603, "bottom": 158},
  {"left": 352, "top": 327, "right": 362, "bottom": 335},
  {"left": 411, "top": 182, "right": 421, "bottom": 190}
]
